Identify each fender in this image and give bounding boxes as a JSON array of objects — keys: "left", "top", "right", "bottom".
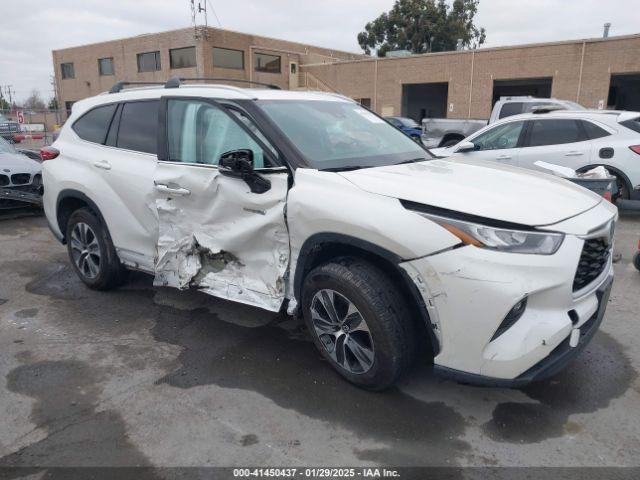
[
  {"left": 56, "top": 189, "right": 109, "bottom": 243},
  {"left": 293, "top": 232, "right": 440, "bottom": 354}
]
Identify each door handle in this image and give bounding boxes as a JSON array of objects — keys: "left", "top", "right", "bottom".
[
  {"left": 155, "top": 183, "right": 191, "bottom": 196},
  {"left": 496, "top": 154, "right": 512, "bottom": 160},
  {"left": 565, "top": 151, "right": 584, "bottom": 157},
  {"left": 93, "top": 160, "right": 111, "bottom": 170}
]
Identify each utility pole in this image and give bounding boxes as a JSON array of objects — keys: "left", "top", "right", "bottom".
[{"left": 50, "top": 75, "right": 60, "bottom": 124}]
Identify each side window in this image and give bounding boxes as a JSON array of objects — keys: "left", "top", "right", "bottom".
[
  {"left": 167, "top": 99, "right": 268, "bottom": 168},
  {"left": 528, "top": 119, "right": 585, "bottom": 147},
  {"left": 117, "top": 101, "right": 159, "bottom": 154},
  {"left": 581, "top": 120, "right": 611, "bottom": 140},
  {"left": 498, "top": 102, "right": 524, "bottom": 119},
  {"left": 72, "top": 104, "right": 117, "bottom": 144},
  {"left": 472, "top": 121, "right": 525, "bottom": 151}
]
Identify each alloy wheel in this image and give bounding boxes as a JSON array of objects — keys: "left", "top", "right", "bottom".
[
  {"left": 70, "top": 222, "right": 101, "bottom": 279},
  {"left": 310, "top": 289, "right": 375, "bottom": 374}
]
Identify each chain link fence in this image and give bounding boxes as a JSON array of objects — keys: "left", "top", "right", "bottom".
[{"left": 1, "top": 108, "right": 66, "bottom": 153}]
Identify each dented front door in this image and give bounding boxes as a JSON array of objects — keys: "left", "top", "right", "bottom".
[{"left": 153, "top": 97, "right": 290, "bottom": 312}]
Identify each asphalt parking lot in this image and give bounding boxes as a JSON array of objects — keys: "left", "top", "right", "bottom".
[{"left": 0, "top": 212, "right": 639, "bottom": 474}]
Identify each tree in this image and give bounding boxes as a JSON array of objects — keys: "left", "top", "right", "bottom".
[
  {"left": 0, "top": 97, "right": 9, "bottom": 111},
  {"left": 48, "top": 97, "right": 59, "bottom": 111},
  {"left": 358, "top": 0, "right": 486, "bottom": 57},
  {"left": 23, "top": 89, "right": 46, "bottom": 110}
]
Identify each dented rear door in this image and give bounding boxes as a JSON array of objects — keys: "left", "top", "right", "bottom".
[{"left": 153, "top": 97, "right": 290, "bottom": 312}]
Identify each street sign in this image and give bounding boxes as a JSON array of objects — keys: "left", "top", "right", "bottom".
[{"left": 16, "top": 111, "right": 25, "bottom": 124}]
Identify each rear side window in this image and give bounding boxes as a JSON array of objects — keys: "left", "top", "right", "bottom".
[
  {"left": 527, "top": 119, "right": 586, "bottom": 147},
  {"left": 72, "top": 104, "right": 117, "bottom": 144},
  {"left": 581, "top": 120, "right": 611, "bottom": 140},
  {"left": 117, "top": 101, "right": 159, "bottom": 154},
  {"left": 498, "top": 102, "right": 523, "bottom": 119},
  {"left": 620, "top": 117, "right": 640, "bottom": 134}
]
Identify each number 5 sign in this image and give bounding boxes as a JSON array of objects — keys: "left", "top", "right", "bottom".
[{"left": 17, "top": 111, "right": 25, "bottom": 124}]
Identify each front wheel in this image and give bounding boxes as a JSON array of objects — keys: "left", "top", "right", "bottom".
[
  {"left": 66, "top": 208, "right": 127, "bottom": 290},
  {"left": 301, "top": 258, "right": 416, "bottom": 390},
  {"left": 634, "top": 252, "right": 640, "bottom": 272}
]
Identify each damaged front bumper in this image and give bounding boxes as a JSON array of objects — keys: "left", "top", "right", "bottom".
[
  {"left": 0, "top": 187, "right": 43, "bottom": 209},
  {"left": 401, "top": 234, "right": 614, "bottom": 386}
]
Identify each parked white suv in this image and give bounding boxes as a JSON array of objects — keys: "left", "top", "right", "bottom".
[
  {"left": 42, "top": 80, "right": 617, "bottom": 390},
  {"left": 430, "top": 109, "right": 640, "bottom": 200}
]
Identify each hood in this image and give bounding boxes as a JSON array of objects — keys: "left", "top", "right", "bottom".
[
  {"left": 0, "top": 152, "right": 41, "bottom": 175},
  {"left": 338, "top": 158, "right": 602, "bottom": 226}
]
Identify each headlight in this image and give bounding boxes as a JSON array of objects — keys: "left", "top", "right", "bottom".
[{"left": 417, "top": 212, "right": 564, "bottom": 255}]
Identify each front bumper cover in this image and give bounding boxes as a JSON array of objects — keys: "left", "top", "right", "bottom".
[{"left": 433, "top": 275, "right": 612, "bottom": 387}]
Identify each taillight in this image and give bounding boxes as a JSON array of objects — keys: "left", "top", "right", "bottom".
[
  {"left": 629, "top": 145, "right": 640, "bottom": 155},
  {"left": 40, "top": 146, "right": 59, "bottom": 161}
]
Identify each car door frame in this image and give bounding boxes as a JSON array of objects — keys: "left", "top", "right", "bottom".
[
  {"left": 154, "top": 95, "right": 293, "bottom": 311},
  {"left": 460, "top": 117, "right": 528, "bottom": 165},
  {"left": 517, "top": 117, "right": 594, "bottom": 172}
]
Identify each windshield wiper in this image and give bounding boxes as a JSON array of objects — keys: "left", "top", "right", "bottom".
[{"left": 321, "top": 165, "right": 366, "bottom": 172}]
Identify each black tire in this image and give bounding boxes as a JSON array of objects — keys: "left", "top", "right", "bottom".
[
  {"left": 634, "top": 252, "right": 640, "bottom": 272},
  {"left": 301, "top": 258, "right": 417, "bottom": 390},
  {"left": 65, "top": 208, "right": 127, "bottom": 290},
  {"left": 441, "top": 138, "right": 462, "bottom": 148}
]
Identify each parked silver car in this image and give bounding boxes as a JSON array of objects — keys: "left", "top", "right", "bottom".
[{"left": 0, "top": 136, "right": 43, "bottom": 210}]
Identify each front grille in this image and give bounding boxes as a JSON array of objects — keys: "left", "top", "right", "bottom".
[
  {"left": 0, "top": 174, "right": 9, "bottom": 186},
  {"left": 10, "top": 173, "right": 30, "bottom": 185},
  {"left": 573, "top": 238, "right": 611, "bottom": 292}
]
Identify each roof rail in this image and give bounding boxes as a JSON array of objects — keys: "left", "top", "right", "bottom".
[
  {"left": 531, "top": 104, "right": 566, "bottom": 114},
  {"left": 164, "top": 76, "right": 281, "bottom": 90},
  {"left": 109, "top": 81, "right": 165, "bottom": 94}
]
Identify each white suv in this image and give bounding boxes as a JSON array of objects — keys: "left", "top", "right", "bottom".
[
  {"left": 42, "top": 79, "right": 617, "bottom": 390},
  {"left": 430, "top": 109, "right": 640, "bottom": 200}
]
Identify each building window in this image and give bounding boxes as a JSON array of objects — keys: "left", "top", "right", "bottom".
[
  {"left": 61, "top": 63, "right": 75, "bottom": 79},
  {"left": 169, "top": 47, "right": 196, "bottom": 69},
  {"left": 355, "top": 98, "right": 372, "bottom": 108},
  {"left": 213, "top": 47, "right": 244, "bottom": 70},
  {"left": 98, "top": 57, "right": 115, "bottom": 76},
  {"left": 254, "top": 53, "right": 281, "bottom": 74},
  {"left": 137, "top": 51, "right": 161, "bottom": 72},
  {"left": 65, "top": 101, "right": 75, "bottom": 116}
]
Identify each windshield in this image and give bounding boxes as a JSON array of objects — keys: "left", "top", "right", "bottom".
[
  {"left": 0, "top": 114, "right": 8, "bottom": 123},
  {"left": 257, "top": 100, "right": 430, "bottom": 170},
  {"left": 0, "top": 136, "right": 16, "bottom": 154}
]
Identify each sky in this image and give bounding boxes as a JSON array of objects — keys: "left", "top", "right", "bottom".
[{"left": 0, "top": 0, "right": 637, "bottom": 104}]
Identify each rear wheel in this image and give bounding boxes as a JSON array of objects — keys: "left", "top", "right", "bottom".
[
  {"left": 66, "top": 208, "right": 127, "bottom": 290},
  {"left": 301, "top": 258, "right": 416, "bottom": 390},
  {"left": 633, "top": 252, "right": 640, "bottom": 272}
]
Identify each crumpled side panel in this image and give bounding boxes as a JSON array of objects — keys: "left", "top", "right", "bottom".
[{"left": 153, "top": 165, "right": 290, "bottom": 312}]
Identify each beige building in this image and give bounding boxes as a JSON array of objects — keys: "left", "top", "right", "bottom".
[
  {"left": 53, "top": 27, "right": 640, "bottom": 121},
  {"left": 52, "top": 26, "right": 364, "bottom": 118}
]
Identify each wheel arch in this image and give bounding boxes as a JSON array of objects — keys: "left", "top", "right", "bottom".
[
  {"left": 439, "top": 133, "right": 465, "bottom": 147},
  {"left": 294, "top": 232, "right": 440, "bottom": 355},
  {"left": 56, "top": 189, "right": 108, "bottom": 244}
]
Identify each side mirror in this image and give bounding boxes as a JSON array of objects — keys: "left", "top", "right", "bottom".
[
  {"left": 219, "top": 149, "right": 254, "bottom": 176},
  {"left": 218, "top": 149, "right": 271, "bottom": 194},
  {"left": 455, "top": 141, "right": 475, "bottom": 153}
]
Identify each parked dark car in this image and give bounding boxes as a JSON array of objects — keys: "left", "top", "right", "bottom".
[
  {"left": 385, "top": 116, "right": 423, "bottom": 140},
  {"left": 0, "top": 136, "right": 43, "bottom": 210},
  {"left": 0, "top": 113, "right": 21, "bottom": 143}
]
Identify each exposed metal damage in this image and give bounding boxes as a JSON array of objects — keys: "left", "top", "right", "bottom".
[{"left": 153, "top": 170, "right": 290, "bottom": 312}]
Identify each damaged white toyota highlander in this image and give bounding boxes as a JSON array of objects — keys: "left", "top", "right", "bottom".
[{"left": 42, "top": 79, "right": 617, "bottom": 390}]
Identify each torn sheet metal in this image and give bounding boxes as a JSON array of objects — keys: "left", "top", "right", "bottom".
[
  {"left": 153, "top": 163, "right": 290, "bottom": 312},
  {"left": 0, "top": 187, "right": 43, "bottom": 209}
]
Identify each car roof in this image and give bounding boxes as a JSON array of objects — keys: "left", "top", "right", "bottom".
[
  {"left": 71, "top": 84, "right": 355, "bottom": 116},
  {"left": 495, "top": 109, "right": 640, "bottom": 124}
]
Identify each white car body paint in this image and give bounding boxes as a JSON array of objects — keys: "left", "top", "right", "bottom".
[{"left": 43, "top": 84, "right": 619, "bottom": 386}]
